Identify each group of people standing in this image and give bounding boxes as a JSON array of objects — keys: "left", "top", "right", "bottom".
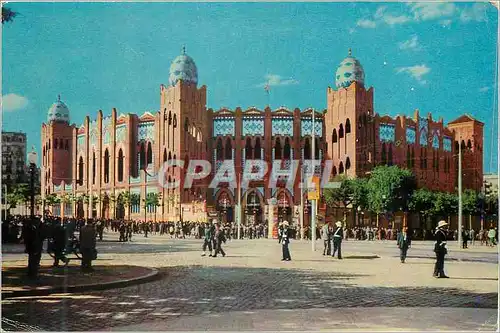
[{"left": 201, "top": 220, "right": 227, "bottom": 257}]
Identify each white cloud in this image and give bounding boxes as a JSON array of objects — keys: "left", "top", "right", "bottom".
[
  {"left": 396, "top": 65, "right": 431, "bottom": 84},
  {"left": 383, "top": 14, "right": 411, "bottom": 26},
  {"left": 408, "top": 3, "right": 457, "bottom": 21},
  {"left": 479, "top": 86, "right": 491, "bottom": 92},
  {"left": 399, "top": 35, "right": 421, "bottom": 50},
  {"left": 356, "top": 19, "right": 377, "bottom": 28},
  {"left": 440, "top": 19, "right": 452, "bottom": 27},
  {"left": 2, "top": 94, "right": 29, "bottom": 112},
  {"left": 374, "top": 6, "right": 387, "bottom": 19},
  {"left": 257, "top": 74, "right": 299, "bottom": 88},
  {"left": 460, "top": 3, "right": 488, "bottom": 22}
]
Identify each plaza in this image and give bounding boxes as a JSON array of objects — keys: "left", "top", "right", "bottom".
[{"left": 1, "top": 234, "right": 498, "bottom": 331}]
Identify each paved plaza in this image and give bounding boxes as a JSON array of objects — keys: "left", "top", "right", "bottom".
[{"left": 1, "top": 233, "right": 498, "bottom": 331}]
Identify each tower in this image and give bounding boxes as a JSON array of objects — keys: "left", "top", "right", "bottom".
[
  {"left": 325, "top": 49, "right": 374, "bottom": 178},
  {"left": 448, "top": 115, "right": 484, "bottom": 192},
  {"left": 159, "top": 48, "right": 208, "bottom": 219},
  {"left": 41, "top": 96, "right": 74, "bottom": 197}
]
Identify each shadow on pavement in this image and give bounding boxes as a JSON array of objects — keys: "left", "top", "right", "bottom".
[{"left": 1, "top": 265, "right": 497, "bottom": 331}]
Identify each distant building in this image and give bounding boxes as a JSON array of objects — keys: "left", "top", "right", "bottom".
[
  {"left": 483, "top": 173, "right": 499, "bottom": 195},
  {"left": 40, "top": 48, "right": 484, "bottom": 231},
  {"left": 2, "top": 131, "right": 27, "bottom": 188}
]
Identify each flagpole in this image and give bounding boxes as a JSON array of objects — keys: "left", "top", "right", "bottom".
[
  {"left": 311, "top": 110, "right": 316, "bottom": 252},
  {"left": 237, "top": 173, "right": 242, "bottom": 240}
]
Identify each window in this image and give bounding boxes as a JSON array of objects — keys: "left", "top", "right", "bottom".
[
  {"left": 104, "top": 149, "right": 110, "bottom": 183},
  {"left": 139, "top": 143, "right": 146, "bottom": 169},
  {"left": 332, "top": 129, "right": 337, "bottom": 143},
  {"left": 304, "top": 139, "right": 311, "bottom": 160},
  {"left": 381, "top": 143, "right": 387, "bottom": 165},
  {"left": 54, "top": 139, "right": 58, "bottom": 149},
  {"left": 345, "top": 119, "right": 351, "bottom": 134},
  {"left": 339, "top": 162, "right": 344, "bottom": 174},
  {"left": 284, "top": 138, "right": 291, "bottom": 159},
  {"left": 339, "top": 124, "right": 344, "bottom": 138},
  {"left": 92, "top": 152, "right": 96, "bottom": 185},
  {"left": 245, "top": 138, "right": 253, "bottom": 160},
  {"left": 118, "top": 149, "right": 124, "bottom": 182},
  {"left": 346, "top": 157, "right": 351, "bottom": 170},
  {"left": 225, "top": 137, "right": 232, "bottom": 160},
  {"left": 274, "top": 138, "right": 282, "bottom": 160},
  {"left": 78, "top": 157, "right": 84, "bottom": 185},
  {"left": 163, "top": 148, "right": 167, "bottom": 163},
  {"left": 254, "top": 138, "right": 262, "bottom": 159},
  {"left": 147, "top": 142, "right": 152, "bottom": 165}
]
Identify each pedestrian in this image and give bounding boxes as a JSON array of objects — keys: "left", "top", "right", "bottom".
[
  {"left": 332, "top": 221, "right": 343, "bottom": 259},
  {"left": 23, "top": 218, "right": 45, "bottom": 278},
  {"left": 433, "top": 220, "right": 449, "bottom": 278},
  {"left": 397, "top": 226, "right": 411, "bottom": 263},
  {"left": 321, "top": 222, "right": 331, "bottom": 256},
  {"left": 470, "top": 228, "right": 475, "bottom": 245},
  {"left": 80, "top": 220, "right": 97, "bottom": 273},
  {"left": 201, "top": 222, "right": 214, "bottom": 257},
  {"left": 51, "top": 221, "right": 68, "bottom": 267},
  {"left": 488, "top": 227, "right": 497, "bottom": 246},
  {"left": 461, "top": 229, "right": 469, "bottom": 249},
  {"left": 212, "top": 221, "right": 226, "bottom": 258},
  {"left": 277, "top": 222, "right": 283, "bottom": 243},
  {"left": 280, "top": 220, "right": 291, "bottom": 261}
]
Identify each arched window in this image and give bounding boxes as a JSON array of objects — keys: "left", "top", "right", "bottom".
[
  {"left": 245, "top": 138, "right": 253, "bottom": 160},
  {"left": 92, "top": 152, "right": 96, "bottom": 185},
  {"left": 332, "top": 129, "right": 338, "bottom": 143},
  {"left": 455, "top": 141, "right": 459, "bottom": 152},
  {"left": 332, "top": 166, "right": 337, "bottom": 177},
  {"left": 304, "top": 138, "right": 311, "bottom": 160},
  {"left": 461, "top": 140, "right": 466, "bottom": 150},
  {"left": 275, "top": 138, "right": 282, "bottom": 160},
  {"left": 467, "top": 139, "right": 472, "bottom": 150},
  {"left": 168, "top": 151, "right": 172, "bottom": 161},
  {"left": 147, "top": 142, "right": 152, "bottom": 165},
  {"left": 284, "top": 138, "right": 291, "bottom": 159},
  {"left": 216, "top": 139, "right": 223, "bottom": 160},
  {"left": 315, "top": 137, "right": 320, "bottom": 159},
  {"left": 254, "top": 138, "right": 262, "bottom": 159},
  {"left": 139, "top": 142, "right": 146, "bottom": 169},
  {"left": 345, "top": 119, "right": 351, "bottom": 134},
  {"left": 48, "top": 139, "right": 51, "bottom": 150},
  {"left": 163, "top": 148, "right": 167, "bottom": 163},
  {"left": 104, "top": 149, "right": 110, "bottom": 183},
  {"left": 78, "top": 157, "right": 84, "bottom": 185},
  {"left": 54, "top": 139, "right": 58, "bottom": 149},
  {"left": 339, "top": 162, "right": 344, "bottom": 174},
  {"left": 118, "top": 149, "right": 124, "bottom": 182},
  {"left": 381, "top": 143, "right": 387, "bottom": 165},
  {"left": 168, "top": 111, "right": 172, "bottom": 125},
  {"left": 173, "top": 114, "right": 177, "bottom": 128},
  {"left": 346, "top": 157, "right": 351, "bottom": 170},
  {"left": 225, "top": 137, "right": 232, "bottom": 160},
  {"left": 388, "top": 144, "right": 393, "bottom": 166},
  {"left": 339, "top": 124, "right": 344, "bottom": 138}
]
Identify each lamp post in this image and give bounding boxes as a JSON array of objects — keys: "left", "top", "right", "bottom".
[
  {"left": 357, "top": 206, "right": 361, "bottom": 226},
  {"left": 27, "top": 148, "right": 38, "bottom": 219}
]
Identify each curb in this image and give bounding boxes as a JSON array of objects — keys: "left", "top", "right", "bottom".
[{"left": 1, "top": 267, "right": 159, "bottom": 299}]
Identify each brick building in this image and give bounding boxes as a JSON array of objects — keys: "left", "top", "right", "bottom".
[{"left": 41, "top": 48, "right": 483, "bottom": 231}]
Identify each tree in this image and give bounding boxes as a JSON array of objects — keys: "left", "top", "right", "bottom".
[
  {"left": 120, "top": 191, "right": 132, "bottom": 220},
  {"left": 130, "top": 193, "right": 140, "bottom": 220},
  {"left": 143, "top": 192, "right": 162, "bottom": 223},
  {"left": 2, "top": 7, "right": 17, "bottom": 24},
  {"left": 5, "top": 183, "right": 29, "bottom": 211},
  {"left": 409, "top": 189, "right": 435, "bottom": 230},
  {"left": 367, "top": 166, "right": 415, "bottom": 226},
  {"left": 432, "top": 192, "right": 458, "bottom": 223},
  {"left": 462, "top": 189, "right": 479, "bottom": 230}
]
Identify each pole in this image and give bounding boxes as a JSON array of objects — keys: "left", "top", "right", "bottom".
[
  {"left": 300, "top": 167, "right": 304, "bottom": 240},
  {"left": 30, "top": 164, "right": 35, "bottom": 218},
  {"left": 311, "top": 110, "right": 316, "bottom": 251},
  {"left": 237, "top": 173, "right": 242, "bottom": 240},
  {"left": 458, "top": 137, "right": 463, "bottom": 246}
]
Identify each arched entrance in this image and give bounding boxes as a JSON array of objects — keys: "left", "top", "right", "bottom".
[
  {"left": 244, "top": 190, "right": 263, "bottom": 226},
  {"left": 101, "top": 194, "right": 110, "bottom": 219},
  {"left": 216, "top": 190, "right": 234, "bottom": 224},
  {"left": 276, "top": 190, "right": 293, "bottom": 224},
  {"left": 115, "top": 193, "right": 125, "bottom": 219}
]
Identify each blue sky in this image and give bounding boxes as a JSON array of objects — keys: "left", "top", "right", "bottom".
[{"left": 2, "top": 2, "right": 498, "bottom": 173}]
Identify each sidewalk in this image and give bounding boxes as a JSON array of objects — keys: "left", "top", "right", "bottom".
[{"left": 1, "top": 264, "right": 158, "bottom": 299}]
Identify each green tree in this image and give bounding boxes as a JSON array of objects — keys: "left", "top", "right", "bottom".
[
  {"left": 409, "top": 189, "right": 435, "bottom": 230},
  {"left": 5, "top": 183, "right": 29, "bottom": 211},
  {"left": 367, "top": 166, "right": 415, "bottom": 226},
  {"left": 462, "top": 189, "right": 479, "bottom": 230},
  {"left": 120, "top": 191, "right": 133, "bottom": 220},
  {"left": 2, "top": 7, "right": 17, "bottom": 24},
  {"left": 432, "top": 192, "right": 458, "bottom": 222},
  {"left": 130, "top": 193, "right": 141, "bottom": 220},
  {"left": 143, "top": 192, "right": 162, "bottom": 222}
]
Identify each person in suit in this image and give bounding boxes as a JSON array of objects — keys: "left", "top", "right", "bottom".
[
  {"left": 397, "top": 226, "right": 411, "bottom": 263},
  {"left": 461, "top": 229, "right": 469, "bottom": 249},
  {"left": 201, "top": 222, "right": 214, "bottom": 257},
  {"left": 80, "top": 220, "right": 97, "bottom": 273},
  {"left": 434, "top": 220, "right": 449, "bottom": 278},
  {"left": 278, "top": 222, "right": 283, "bottom": 243},
  {"left": 281, "top": 221, "right": 291, "bottom": 261},
  {"left": 321, "top": 222, "right": 331, "bottom": 255},
  {"left": 212, "top": 221, "right": 226, "bottom": 257},
  {"left": 332, "top": 221, "right": 343, "bottom": 259}
]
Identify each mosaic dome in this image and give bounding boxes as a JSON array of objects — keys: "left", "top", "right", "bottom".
[
  {"left": 47, "top": 95, "right": 70, "bottom": 123},
  {"left": 168, "top": 47, "right": 198, "bottom": 87},
  {"left": 335, "top": 49, "right": 365, "bottom": 89}
]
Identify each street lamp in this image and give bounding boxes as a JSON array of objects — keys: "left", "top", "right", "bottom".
[{"left": 27, "top": 148, "right": 37, "bottom": 219}]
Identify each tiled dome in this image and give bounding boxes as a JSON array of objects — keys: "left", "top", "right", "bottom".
[
  {"left": 47, "top": 95, "right": 70, "bottom": 123},
  {"left": 335, "top": 49, "right": 365, "bottom": 89},
  {"left": 169, "top": 47, "right": 198, "bottom": 87}
]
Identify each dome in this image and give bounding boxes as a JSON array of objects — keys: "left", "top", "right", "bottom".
[
  {"left": 168, "top": 47, "right": 198, "bottom": 87},
  {"left": 47, "top": 95, "right": 70, "bottom": 123},
  {"left": 335, "top": 49, "right": 365, "bottom": 89}
]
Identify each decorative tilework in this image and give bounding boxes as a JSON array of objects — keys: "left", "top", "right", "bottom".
[
  {"left": 116, "top": 124, "right": 127, "bottom": 142},
  {"left": 443, "top": 137, "right": 452, "bottom": 152},
  {"left": 301, "top": 118, "right": 323, "bottom": 136},
  {"left": 138, "top": 122, "right": 155, "bottom": 142},
  {"left": 379, "top": 123, "right": 395, "bottom": 142},
  {"left": 54, "top": 184, "right": 63, "bottom": 192},
  {"left": 77, "top": 135, "right": 85, "bottom": 152},
  {"left": 64, "top": 184, "right": 72, "bottom": 191},
  {"left": 242, "top": 118, "right": 264, "bottom": 136},
  {"left": 272, "top": 117, "right": 294, "bottom": 136},
  {"left": 406, "top": 127, "right": 416, "bottom": 144},
  {"left": 89, "top": 120, "right": 99, "bottom": 146},
  {"left": 213, "top": 118, "right": 235, "bottom": 137},
  {"left": 432, "top": 132, "right": 440, "bottom": 149},
  {"left": 102, "top": 117, "right": 112, "bottom": 145},
  {"left": 130, "top": 176, "right": 141, "bottom": 184},
  {"left": 419, "top": 118, "right": 428, "bottom": 147}
]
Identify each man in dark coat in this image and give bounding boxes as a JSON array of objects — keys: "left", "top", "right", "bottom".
[
  {"left": 434, "top": 220, "right": 449, "bottom": 278},
  {"left": 461, "top": 229, "right": 469, "bottom": 249},
  {"left": 52, "top": 221, "right": 68, "bottom": 267},
  {"left": 397, "top": 227, "right": 411, "bottom": 263},
  {"left": 23, "top": 218, "right": 45, "bottom": 278},
  {"left": 280, "top": 221, "right": 291, "bottom": 261},
  {"left": 201, "top": 222, "right": 214, "bottom": 257},
  {"left": 212, "top": 221, "right": 226, "bottom": 258},
  {"left": 332, "top": 221, "right": 343, "bottom": 259},
  {"left": 80, "top": 220, "right": 97, "bottom": 272}
]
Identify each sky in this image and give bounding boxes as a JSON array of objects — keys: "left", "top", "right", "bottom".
[{"left": 2, "top": 2, "right": 498, "bottom": 173}]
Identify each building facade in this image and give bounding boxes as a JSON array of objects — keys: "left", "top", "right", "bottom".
[
  {"left": 41, "top": 49, "right": 484, "bottom": 231},
  {"left": 2, "top": 131, "right": 27, "bottom": 187}
]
